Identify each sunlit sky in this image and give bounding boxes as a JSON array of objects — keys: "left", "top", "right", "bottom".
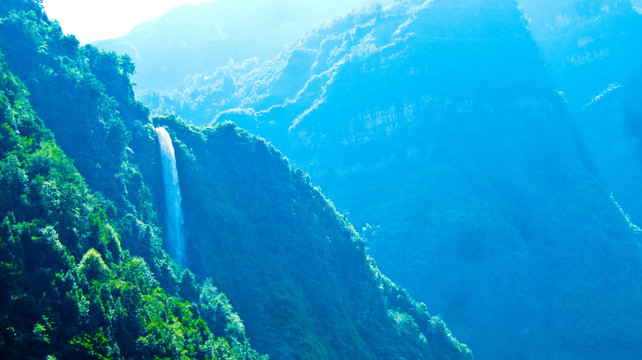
[
  {"left": 42, "top": 0, "right": 642, "bottom": 44},
  {"left": 41, "top": 0, "right": 393, "bottom": 44},
  {"left": 42, "top": 0, "right": 213, "bottom": 43}
]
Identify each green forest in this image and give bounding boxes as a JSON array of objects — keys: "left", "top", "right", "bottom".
[{"left": 0, "top": 22, "right": 265, "bottom": 360}]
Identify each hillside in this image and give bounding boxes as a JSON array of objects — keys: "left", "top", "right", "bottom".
[
  {"left": 126, "top": 0, "right": 642, "bottom": 359},
  {"left": 152, "top": 116, "right": 471, "bottom": 359},
  {"left": 0, "top": 53, "right": 265, "bottom": 359},
  {"left": 0, "top": 1, "right": 471, "bottom": 359}
]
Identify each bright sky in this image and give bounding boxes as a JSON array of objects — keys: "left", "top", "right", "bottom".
[
  {"left": 42, "top": 0, "right": 394, "bottom": 44},
  {"left": 42, "top": 0, "right": 210, "bottom": 43},
  {"left": 43, "top": 0, "right": 642, "bottom": 44}
]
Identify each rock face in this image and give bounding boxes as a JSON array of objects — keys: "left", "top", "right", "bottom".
[
  {"left": 518, "top": 0, "right": 642, "bottom": 225},
  {"left": 134, "top": 0, "right": 642, "bottom": 359}
]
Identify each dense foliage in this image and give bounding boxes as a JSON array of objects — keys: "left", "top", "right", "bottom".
[
  {"left": 0, "top": 2, "right": 267, "bottom": 359},
  {"left": 0, "top": 58, "right": 264, "bottom": 359}
]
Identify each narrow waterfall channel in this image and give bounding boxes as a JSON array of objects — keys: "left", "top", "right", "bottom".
[{"left": 155, "top": 127, "right": 186, "bottom": 266}]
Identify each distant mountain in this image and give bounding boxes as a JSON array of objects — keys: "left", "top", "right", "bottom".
[
  {"left": 518, "top": 0, "right": 641, "bottom": 107},
  {"left": 133, "top": 0, "right": 642, "bottom": 359},
  {"left": 518, "top": 0, "right": 642, "bottom": 225},
  {"left": 0, "top": 1, "right": 471, "bottom": 359},
  {"left": 95, "top": 0, "right": 393, "bottom": 92}
]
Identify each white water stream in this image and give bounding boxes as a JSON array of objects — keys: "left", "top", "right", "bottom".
[{"left": 155, "top": 127, "right": 186, "bottom": 266}]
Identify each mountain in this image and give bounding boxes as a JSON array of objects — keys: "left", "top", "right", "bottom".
[
  {"left": 0, "top": 40, "right": 264, "bottom": 360},
  {"left": 0, "top": 1, "right": 471, "bottom": 359},
  {"left": 0, "top": 2, "right": 266, "bottom": 359},
  {"left": 517, "top": 0, "right": 642, "bottom": 225},
  {"left": 129, "top": 0, "right": 642, "bottom": 359},
  {"left": 95, "top": 0, "right": 393, "bottom": 92}
]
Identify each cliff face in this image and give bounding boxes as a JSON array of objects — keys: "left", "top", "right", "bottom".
[
  {"left": 517, "top": 0, "right": 641, "bottom": 107},
  {"left": 518, "top": 0, "right": 642, "bottom": 225},
  {"left": 277, "top": 3, "right": 642, "bottom": 359},
  {"left": 134, "top": 0, "right": 642, "bottom": 359}
]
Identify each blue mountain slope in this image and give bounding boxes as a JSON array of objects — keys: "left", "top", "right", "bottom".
[
  {"left": 96, "top": 0, "right": 394, "bottom": 92},
  {"left": 151, "top": 116, "right": 473, "bottom": 360},
  {"left": 138, "top": 0, "right": 642, "bottom": 359}
]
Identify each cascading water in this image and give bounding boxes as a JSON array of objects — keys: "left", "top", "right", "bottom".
[{"left": 155, "top": 127, "right": 186, "bottom": 267}]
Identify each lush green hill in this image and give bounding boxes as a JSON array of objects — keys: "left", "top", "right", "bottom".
[
  {"left": 0, "top": 1, "right": 472, "bottom": 359},
  {"left": 0, "top": 56, "right": 264, "bottom": 359}
]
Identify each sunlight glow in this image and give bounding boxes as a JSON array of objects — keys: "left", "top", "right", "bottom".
[
  {"left": 42, "top": 0, "right": 394, "bottom": 44},
  {"left": 42, "top": 0, "right": 210, "bottom": 43}
]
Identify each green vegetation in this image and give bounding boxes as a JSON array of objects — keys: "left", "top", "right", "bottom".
[
  {"left": 0, "top": 57, "right": 265, "bottom": 359},
  {"left": 152, "top": 116, "right": 471, "bottom": 359},
  {"left": 0, "top": 1, "right": 265, "bottom": 357}
]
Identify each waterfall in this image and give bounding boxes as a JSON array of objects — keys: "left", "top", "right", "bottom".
[{"left": 155, "top": 127, "right": 186, "bottom": 266}]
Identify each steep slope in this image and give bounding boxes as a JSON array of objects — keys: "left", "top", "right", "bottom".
[
  {"left": 136, "top": 0, "right": 642, "bottom": 359},
  {"left": 0, "top": 1, "right": 472, "bottom": 359},
  {"left": 153, "top": 116, "right": 471, "bottom": 360},
  {"left": 277, "top": 2, "right": 642, "bottom": 358},
  {"left": 0, "top": 57, "right": 264, "bottom": 359},
  {"left": 517, "top": 0, "right": 642, "bottom": 108},
  {"left": 517, "top": 0, "right": 642, "bottom": 224}
]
